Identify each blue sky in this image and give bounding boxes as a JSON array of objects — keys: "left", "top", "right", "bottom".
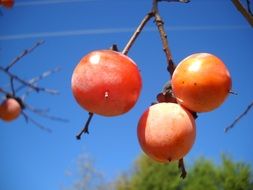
[{"left": 0, "top": 0, "right": 253, "bottom": 190}]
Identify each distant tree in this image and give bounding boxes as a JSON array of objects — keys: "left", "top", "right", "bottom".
[
  {"left": 114, "top": 154, "right": 253, "bottom": 190},
  {"left": 62, "top": 153, "right": 113, "bottom": 190}
]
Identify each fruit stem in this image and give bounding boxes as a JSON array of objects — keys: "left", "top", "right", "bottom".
[
  {"left": 178, "top": 158, "right": 187, "bottom": 179},
  {"left": 76, "top": 112, "right": 94, "bottom": 140}
]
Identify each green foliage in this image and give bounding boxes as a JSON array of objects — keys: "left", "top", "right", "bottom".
[{"left": 114, "top": 154, "right": 253, "bottom": 190}]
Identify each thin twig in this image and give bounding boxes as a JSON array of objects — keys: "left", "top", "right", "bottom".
[
  {"left": 0, "top": 66, "right": 59, "bottom": 94},
  {"left": 4, "top": 40, "right": 45, "bottom": 71},
  {"left": 15, "top": 67, "right": 61, "bottom": 93},
  {"left": 21, "top": 111, "right": 52, "bottom": 133},
  {"left": 122, "top": 12, "right": 154, "bottom": 55},
  {"left": 153, "top": 0, "right": 176, "bottom": 77},
  {"left": 246, "top": 0, "right": 253, "bottom": 16},
  {"left": 25, "top": 103, "right": 69, "bottom": 122},
  {"left": 225, "top": 101, "right": 253, "bottom": 132},
  {"left": 76, "top": 112, "right": 94, "bottom": 140},
  {"left": 10, "top": 77, "right": 15, "bottom": 96},
  {"left": 178, "top": 158, "right": 187, "bottom": 179}
]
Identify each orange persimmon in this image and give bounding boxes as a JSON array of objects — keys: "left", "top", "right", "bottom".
[
  {"left": 137, "top": 103, "right": 196, "bottom": 163},
  {"left": 171, "top": 53, "right": 232, "bottom": 112},
  {"left": 0, "top": 0, "right": 14, "bottom": 8},
  {"left": 0, "top": 98, "right": 21, "bottom": 121},
  {"left": 71, "top": 50, "right": 142, "bottom": 116}
]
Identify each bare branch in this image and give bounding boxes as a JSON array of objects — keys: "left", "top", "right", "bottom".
[
  {"left": 15, "top": 67, "right": 61, "bottom": 93},
  {"left": 122, "top": 12, "right": 154, "bottom": 55},
  {"left": 4, "top": 40, "right": 45, "bottom": 71},
  {"left": 153, "top": 0, "right": 176, "bottom": 77},
  {"left": 21, "top": 111, "right": 52, "bottom": 133},
  {"left": 246, "top": 0, "right": 253, "bottom": 16},
  {"left": 0, "top": 66, "right": 59, "bottom": 94},
  {"left": 232, "top": 0, "right": 253, "bottom": 27},
  {"left": 25, "top": 103, "right": 69, "bottom": 122},
  {"left": 10, "top": 77, "right": 15, "bottom": 96},
  {"left": 23, "top": 103, "right": 50, "bottom": 114},
  {"left": 225, "top": 101, "right": 253, "bottom": 132}
]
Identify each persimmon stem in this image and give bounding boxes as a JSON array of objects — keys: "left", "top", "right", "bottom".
[
  {"left": 178, "top": 158, "right": 187, "bottom": 179},
  {"left": 76, "top": 112, "right": 94, "bottom": 140}
]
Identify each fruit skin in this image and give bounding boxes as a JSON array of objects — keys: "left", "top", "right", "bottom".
[
  {"left": 0, "top": 0, "right": 14, "bottom": 8},
  {"left": 137, "top": 103, "right": 196, "bottom": 163},
  {"left": 0, "top": 98, "right": 21, "bottom": 121},
  {"left": 171, "top": 53, "right": 232, "bottom": 112},
  {"left": 71, "top": 50, "right": 142, "bottom": 116}
]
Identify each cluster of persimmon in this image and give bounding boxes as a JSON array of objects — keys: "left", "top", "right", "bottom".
[
  {"left": 71, "top": 50, "right": 232, "bottom": 164},
  {"left": 0, "top": 0, "right": 14, "bottom": 9}
]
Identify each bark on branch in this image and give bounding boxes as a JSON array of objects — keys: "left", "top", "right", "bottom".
[{"left": 232, "top": 0, "right": 253, "bottom": 27}]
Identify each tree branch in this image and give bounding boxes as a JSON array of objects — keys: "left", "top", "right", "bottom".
[
  {"left": 21, "top": 111, "right": 52, "bottom": 133},
  {"left": 232, "top": 0, "right": 253, "bottom": 27},
  {"left": 5, "top": 40, "right": 45, "bottom": 71},
  {"left": 246, "top": 0, "right": 253, "bottom": 16},
  {"left": 225, "top": 101, "right": 253, "bottom": 132},
  {"left": 152, "top": 0, "right": 176, "bottom": 77},
  {"left": 122, "top": 12, "right": 154, "bottom": 55},
  {"left": 0, "top": 66, "right": 59, "bottom": 94},
  {"left": 15, "top": 67, "right": 61, "bottom": 93},
  {"left": 25, "top": 103, "right": 69, "bottom": 122}
]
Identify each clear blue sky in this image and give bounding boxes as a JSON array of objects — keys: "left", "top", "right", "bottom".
[{"left": 1, "top": 0, "right": 253, "bottom": 190}]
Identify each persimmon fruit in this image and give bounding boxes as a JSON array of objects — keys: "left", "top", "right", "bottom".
[
  {"left": 0, "top": 0, "right": 14, "bottom": 8},
  {"left": 71, "top": 50, "right": 142, "bottom": 116},
  {"left": 137, "top": 102, "right": 196, "bottom": 163},
  {"left": 0, "top": 98, "right": 21, "bottom": 121},
  {"left": 171, "top": 53, "right": 232, "bottom": 112}
]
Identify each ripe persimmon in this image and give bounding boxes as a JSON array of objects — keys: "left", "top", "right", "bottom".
[
  {"left": 171, "top": 53, "right": 232, "bottom": 112},
  {"left": 0, "top": 0, "right": 14, "bottom": 8},
  {"left": 137, "top": 103, "right": 196, "bottom": 163},
  {"left": 0, "top": 98, "right": 21, "bottom": 121},
  {"left": 71, "top": 50, "right": 142, "bottom": 116}
]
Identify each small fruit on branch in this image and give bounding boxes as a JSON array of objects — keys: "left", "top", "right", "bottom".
[
  {"left": 171, "top": 53, "right": 232, "bottom": 112},
  {"left": 71, "top": 50, "right": 142, "bottom": 116},
  {"left": 0, "top": 98, "right": 21, "bottom": 121},
  {"left": 137, "top": 102, "right": 196, "bottom": 162}
]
